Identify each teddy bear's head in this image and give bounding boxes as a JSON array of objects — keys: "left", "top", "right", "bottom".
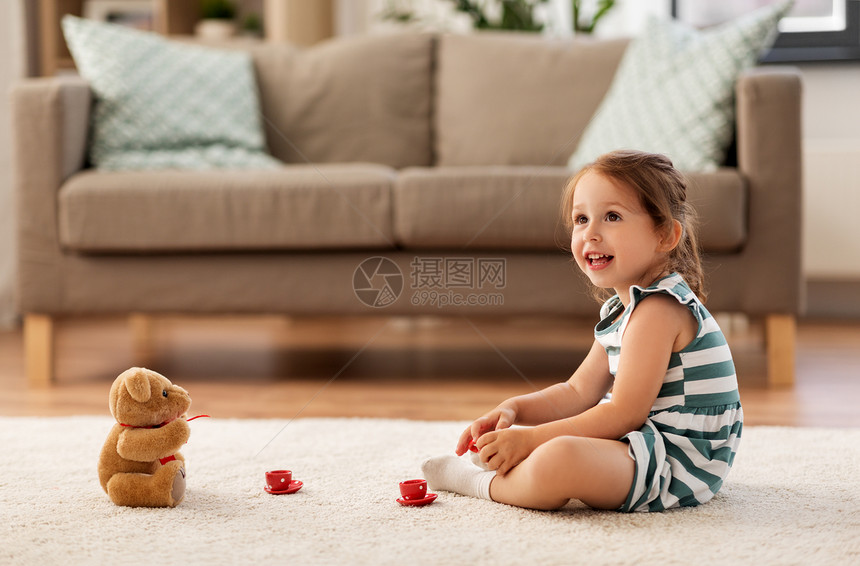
[{"left": 109, "top": 367, "right": 191, "bottom": 428}]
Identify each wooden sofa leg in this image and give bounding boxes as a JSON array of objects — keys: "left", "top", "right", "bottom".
[
  {"left": 25, "top": 314, "right": 55, "bottom": 387},
  {"left": 765, "top": 314, "right": 796, "bottom": 387}
]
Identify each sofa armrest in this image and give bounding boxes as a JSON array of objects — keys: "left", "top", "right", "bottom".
[
  {"left": 11, "top": 77, "right": 91, "bottom": 312},
  {"left": 13, "top": 76, "right": 90, "bottom": 179},
  {"left": 734, "top": 66, "right": 804, "bottom": 315}
]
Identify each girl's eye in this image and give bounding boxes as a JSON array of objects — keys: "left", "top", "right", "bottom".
[
  {"left": 573, "top": 215, "right": 588, "bottom": 225},
  {"left": 606, "top": 212, "right": 621, "bottom": 222}
]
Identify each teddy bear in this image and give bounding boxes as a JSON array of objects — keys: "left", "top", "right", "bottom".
[{"left": 98, "top": 367, "right": 192, "bottom": 507}]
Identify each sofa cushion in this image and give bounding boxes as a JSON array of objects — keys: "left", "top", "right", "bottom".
[
  {"left": 61, "top": 16, "right": 279, "bottom": 171},
  {"left": 434, "top": 33, "right": 628, "bottom": 167},
  {"left": 394, "top": 167, "right": 746, "bottom": 253},
  {"left": 251, "top": 33, "right": 434, "bottom": 169},
  {"left": 394, "top": 167, "right": 570, "bottom": 250},
  {"left": 686, "top": 170, "right": 748, "bottom": 253},
  {"left": 59, "top": 165, "right": 396, "bottom": 252},
  {"left": 569, "top": 2, "right": 791, "bottom": 172}
]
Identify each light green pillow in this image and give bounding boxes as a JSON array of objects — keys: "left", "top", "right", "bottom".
[
  {"left": 568, "top": 1, "right": 793, "bottom": 173},
  {"left": 61, "top": 16, "right": 281, "bottom": 170}
]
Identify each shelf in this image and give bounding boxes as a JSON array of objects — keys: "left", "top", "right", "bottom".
[{"left": 38, "top": 0, "right": 335, "bottom": 76}]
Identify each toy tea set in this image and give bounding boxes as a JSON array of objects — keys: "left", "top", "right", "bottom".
[
  {"left": 98, "top": 367, "right": 436, "bottom": 508},
  {"left": 264, "top": 469, "right": 303, "bottom": 495},
  {"left": 397, "top": 479, "right": 437, "bottom": 506}
]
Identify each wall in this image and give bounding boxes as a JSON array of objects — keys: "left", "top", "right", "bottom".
[{"left": 799, "top": 63, "right": 860, "bottom": 280}]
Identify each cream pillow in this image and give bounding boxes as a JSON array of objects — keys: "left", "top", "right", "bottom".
[
  {"left": 569, "top": 1, "right": 793, "bottom": 172},
  {"left": 62, "top": 16, "right": 281, "bottom": 170}
]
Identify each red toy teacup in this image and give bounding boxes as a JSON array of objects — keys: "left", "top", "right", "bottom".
[
  {"left": 266, "top": 470, "right": 293, "bottom": 491},
  {"left": 399, "top": 479, "right": 428, "bottom": 501}
]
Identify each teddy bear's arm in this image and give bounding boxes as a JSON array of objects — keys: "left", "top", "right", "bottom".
[{"left": 116, "top": 420, "right": 191, "bottom": 462}]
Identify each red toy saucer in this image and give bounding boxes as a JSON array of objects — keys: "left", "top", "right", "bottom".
[
  {"left": 265, "top": 480, "right": 303, "bottom": 495},
  {"left": 396, "top": 493, "right": 437, "bottom": 507}
]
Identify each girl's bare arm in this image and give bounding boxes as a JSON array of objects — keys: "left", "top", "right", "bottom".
[{"left": 456, "top": 340, "right": 614, "bottom": 455}]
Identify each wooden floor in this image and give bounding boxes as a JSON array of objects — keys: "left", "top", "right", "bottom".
[{"left": 1, "top": 314, "right": 858, "bottom": 427}]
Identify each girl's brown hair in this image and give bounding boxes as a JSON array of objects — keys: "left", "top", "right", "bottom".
[{"left": 561, "top": 150, "right": 706, "bottom": 302}]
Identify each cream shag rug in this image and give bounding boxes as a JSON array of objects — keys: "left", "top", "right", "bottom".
[{"left": 2, "top": 417, "right": 858, "bottom": 565}]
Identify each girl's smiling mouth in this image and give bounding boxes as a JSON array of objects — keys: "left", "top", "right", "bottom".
[{"left": 586, "top": 253, "right": 614, "bottom": 269}]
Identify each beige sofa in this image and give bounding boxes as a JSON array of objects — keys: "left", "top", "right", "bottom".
[{"left": 12, "top": 32, "right": 802, "bottom": 387}]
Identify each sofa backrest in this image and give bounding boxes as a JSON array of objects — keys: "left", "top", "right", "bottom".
[
  {"left": 251, "top": 33, "right": 435, "bottom": 168},
  {"left": 250, "top": 32, "right": 629, "bottom": 170},
  {"left": 434, "top": 33, "right": 628, "bottom": 167}
]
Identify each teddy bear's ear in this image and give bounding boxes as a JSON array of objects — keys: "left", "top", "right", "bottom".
[{"left": 121, "top": 368, "right": 152, "bottom": 403}]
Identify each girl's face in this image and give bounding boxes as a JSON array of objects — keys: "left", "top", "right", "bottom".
[{"left": 570, "top": 171, "right": 671, "bottom": 304}]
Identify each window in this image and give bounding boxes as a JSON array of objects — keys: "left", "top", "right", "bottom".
[{"left": 671, "top": 0, "right": 860, "bottom": 62}]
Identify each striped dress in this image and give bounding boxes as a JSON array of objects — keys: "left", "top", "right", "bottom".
[{"left": 594, "top": 273, "right": 743, "bottom": 512}]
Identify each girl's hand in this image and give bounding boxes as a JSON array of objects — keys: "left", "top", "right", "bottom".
[
  {"left": 455, "top": 405, "right": 517, "bottom": 456},
  {"left": 475, "top": 427, "right": 537, "bottom": 476}
]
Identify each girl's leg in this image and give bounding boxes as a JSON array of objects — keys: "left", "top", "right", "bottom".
[
  {"left": 489, "top": 436, "right": 634, "bottom": 511},
  {"left": 422, "top": 454, "right": 495, "bottom": 500}
]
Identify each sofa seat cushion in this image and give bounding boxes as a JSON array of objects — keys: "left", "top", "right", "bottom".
[
  {"left": 394, "top": 167, "right": 747, "bottom": 253},
  {"left": 59, "top": 164, "right": 396, "bottom": 252},
  {"left": 395, "top": 167, "right": 572, "bottom": 250}
]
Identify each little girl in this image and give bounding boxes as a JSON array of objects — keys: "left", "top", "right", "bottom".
[{"left": 422, "top": 150, "right": 742, "bottom": 512}]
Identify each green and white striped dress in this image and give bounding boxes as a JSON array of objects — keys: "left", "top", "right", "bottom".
[{"left": 594, "top": 273, "right": 743, "bottom": 512}]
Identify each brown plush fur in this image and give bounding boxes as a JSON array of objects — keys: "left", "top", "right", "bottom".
[{"left": 99, "top": 367, "right": 192, "bottom": 507}]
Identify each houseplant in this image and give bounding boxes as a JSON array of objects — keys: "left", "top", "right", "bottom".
[
  {"left": 451, "top": 0, "right": 549, "bottom": 32},
  {"left": 195, "top": 0, "right": 237, "bottom": 40},
  {"left": 381, "top": 0, "right": 550, "bottom": 32},
  {"left": 572, "top": 0, "right": 615, "bottom": 34},
  {"left": 381, "top": 0, "right": 616, "bottom": 34}
]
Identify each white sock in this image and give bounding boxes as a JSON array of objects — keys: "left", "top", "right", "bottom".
[
  {"left": 421, "top": 454, "right": 495, "bottom": 500},
  {"left": 469, "top": 450, "right": 490, "bottom": 470}
]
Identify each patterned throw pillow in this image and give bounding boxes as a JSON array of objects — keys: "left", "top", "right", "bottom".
[
  {"left": 568, "top": 1, "right": 793, "bottom": 173},
  {"left": 62, "top": 16, "right": 281, "bottom": 170}
]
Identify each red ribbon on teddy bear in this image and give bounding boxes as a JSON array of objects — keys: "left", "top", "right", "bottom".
[{"left": 118, "top": 415, "right": 210, "bottom": 465}]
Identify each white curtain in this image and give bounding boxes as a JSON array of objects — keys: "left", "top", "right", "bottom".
[{"left": 0, "top": 1, "right": 24, "bottom": 328}]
